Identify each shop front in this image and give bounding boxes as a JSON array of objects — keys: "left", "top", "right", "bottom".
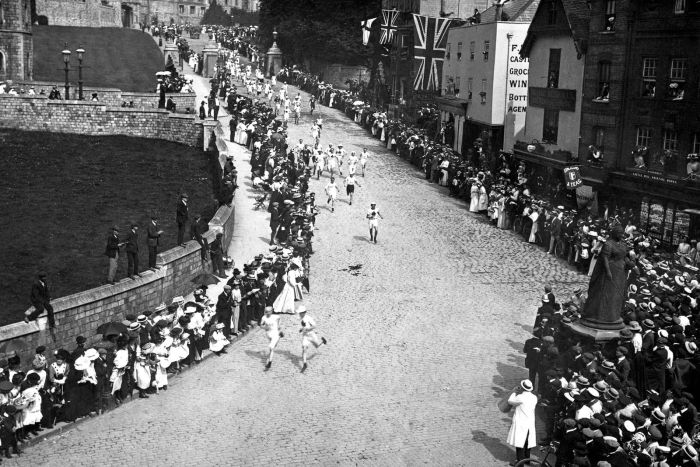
[
  {"left": 610, "top": 171, "right": 700, "bottom": 247},
  {"left": 435, "top": 96, "right": 467, "bottom": 154}
]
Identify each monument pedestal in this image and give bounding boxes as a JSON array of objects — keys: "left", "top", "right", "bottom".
[
  {"left": 266, "top": 29, "right": 283, "bottom": 78},
  {"left": 203, "top": 40, "right": 219, "bottom": 78},
  {"left": 567, "top": 321, "right": 623, "bottom": 342}
]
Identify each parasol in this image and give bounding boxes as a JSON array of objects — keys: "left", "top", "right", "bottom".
[
  {"left": 95, "top": 321, "right": 128, "bottom": 337},
  {"left": 191, "top": 272, "right": 221, "bottom": 286}
]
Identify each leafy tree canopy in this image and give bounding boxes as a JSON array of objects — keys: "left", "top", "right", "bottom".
[
  {"left": 258, "top": 0, "right": 381, "bottom": 66},
  {"left": 201, "top": 1, "right": 233, "bottom": 26}
]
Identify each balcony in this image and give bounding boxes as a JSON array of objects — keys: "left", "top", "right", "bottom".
[{"left": 513, "top": 140, "right": 575, "bottom": 168}]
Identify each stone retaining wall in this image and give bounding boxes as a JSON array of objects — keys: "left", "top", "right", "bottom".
[
  {"left": 0, "top": 95, "right": 202, "bottom": 146},
  {"left": 0, "top": 121, "right": 233, "bottom": 365}
]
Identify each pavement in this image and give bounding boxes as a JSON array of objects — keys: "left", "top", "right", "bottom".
[{"left": 13, "top": 50, "right": 589, "bottom": 466}]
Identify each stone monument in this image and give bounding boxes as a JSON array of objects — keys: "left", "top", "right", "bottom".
[
  {"left": 163, "top": 27, "right": 179, "bottom": 70},
  {"left": 568, "top": 224, "right": 627, "bottom": 341},
  {"left": 266, "top": 29, "right": 283, "bottom": 78},
  {"left": 202, "top": 38, "right": 219, "bottom": 78}
]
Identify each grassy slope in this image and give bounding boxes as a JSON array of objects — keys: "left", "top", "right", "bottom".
[
  {"left": 0, "top": 129, "right": 219, "bottom": 325},
  {"left": 33, "top": 26, "right": 163, "bottom": 92}
]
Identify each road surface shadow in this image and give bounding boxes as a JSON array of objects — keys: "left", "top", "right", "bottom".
[
  {"left": 471, "top": 430, "right": 513, "bottom": 464},
  {"left": 353, "top": 235, "right": 371, "bottom": 243},
  {"left": 274, "top": 349, "right": 317, "bottom": 369},
  {"left": 244, "top": 349, "right": 268, "bottom": 365}
]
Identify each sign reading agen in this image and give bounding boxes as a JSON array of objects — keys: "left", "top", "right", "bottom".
[{"left": 564, "top": 166, "right": 583, "bottom": 189}]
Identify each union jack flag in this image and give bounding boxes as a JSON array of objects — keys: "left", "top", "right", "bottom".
[
  {"left": 412, "top": 14, "right": 452, "bottom": 91},
  {"left": 379, "top": 9, "right": 399, "bottom": 44}
]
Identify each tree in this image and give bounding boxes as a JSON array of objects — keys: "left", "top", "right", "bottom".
[
  {"left": 258, "top": 0, "right": 382, "bottom": 66},
  {"left": 229, "top": 7, "right": 259, "bottom": 26},
  {"left": 201, "top": 1, "right": 233, "bottom": 26}
]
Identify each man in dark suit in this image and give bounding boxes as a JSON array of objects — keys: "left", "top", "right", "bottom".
[
  {"left": 215, "top": 285, "right": 235, "bottom": 338},
  {"left": 209, "top": 232, "right": 225, "bottom": 277},
  {"left": 176, "top": 193, "right": 189, "bottom": 246},
  {"left": 126, "top": 224, "right": 140, "bottom": 278},
  {"left": 146, "top": 214, "right": 163, "bottom": 269},
  {"left": 190, "top": 214, "right": 209, "bottom": 262},
  {"left": 105, "top": 225, "right": 124, "bottom": 284},
  {"left": 25, "top": 272, "right": 55, "bottom": 327}
]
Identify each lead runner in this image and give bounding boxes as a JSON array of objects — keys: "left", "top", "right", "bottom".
[
  {"left": 260, "top": 306, "right": 283, "bottom": 369},
  {"left": 297, "top": 305, "right": 327, "bottom": 373}
]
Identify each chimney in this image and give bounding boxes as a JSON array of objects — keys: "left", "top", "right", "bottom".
[{"left": 495, "top": 2, "right": 503, "bottom": 21}]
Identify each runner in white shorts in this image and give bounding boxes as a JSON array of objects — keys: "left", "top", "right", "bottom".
[
  {"left": 360, "top": 148, "right": 369, "bottom": 177},
  {"left": 297, "top": 305, "right": 327, "bottom": 372},
  {"left": 366, "top": 202, "right": 384, "bottom": 244},
  {"left": 260, "top": 306, "right": 283, "bottom": 369},
  {"left": 325, "top": 177, "right": 339, "bottom": 212}
]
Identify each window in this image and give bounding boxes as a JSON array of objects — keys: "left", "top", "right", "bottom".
[
  {"left": 0, "top": 51, "right": 4, "bottom": 73},
  {"left": 179, "top": 4, "right": 184, "bottom": 13},
  {"left": 483, "top": 41, "right": 489, "bottom": 61},
  {"left": 189, "top": 5, "right": 195, "bottom": 14},
  {"left": 547, "top": 0, "right": 557, "bottom": 24},
  {"left": 694, "top": 133, "right": 700, "bottom": 154},
  {"left": 467, "top": 78, "right": 473, "bottom": 100},
  {"left": 675, "top": 0, "right": 686, "bottom": 14},
  {"left": 480, "top": 78, "right": 487, "bottom": 104},
  {"left": 663, "top": 129, "right": 678, "bottom": 152},
  {"left": 594, "top": 127, "right": 605, "bottom": 150},
  {"left": 457, "top": 42, "right": 462, "bottom": 60},
  {"left": 668, "top": 58, "right": 687, "bottom": 100},
  {"left": 469, "top": 41, "right": 475, "bottom": 60},
  {"left": 400, "top": 34, "right": 409, "bottom": 59},
  {"left": 595, "top": 61, "right": 611, "bottom": 101},
  {"left": 547, "top": 48, "right": 561, "bottom": 88},
  {"left": 605, "top": 0, "right": 616, "bottom": 30},
  {"left": 200, "top": 6, "right": 205, "bottom": 14},
  {"left": 446, "top": 43, "right": 451, "bottom": 60},
  {"left": 642, "top": 58, "right": 657, "bottom": 97},
  {"left": 543, "top": 109, "right": 559, "bottom": 144},
  {"left": 636, "top": 127, "right": 652, "bottom": 147},
  {"left": 455, "top": 76, "right": 461, "bottom": 95}
]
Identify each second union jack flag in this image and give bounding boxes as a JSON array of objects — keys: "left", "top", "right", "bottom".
[
  {"left": 380, "top": 9, "right": 399, "bottom": 44},
  {"left": 412, "top": 14, "right": 452, "bottom": 91}
]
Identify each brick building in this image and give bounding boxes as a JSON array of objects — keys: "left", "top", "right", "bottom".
[
  {"left": 0, "top": 0, "right": 33, "bottom": 82},
  {"left": 606, "top": 0, "right": 700, "bottom": 245}
]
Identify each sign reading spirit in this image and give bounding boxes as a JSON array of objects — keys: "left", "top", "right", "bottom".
[{"left": 564, "top": 166, "right": 583, "bottom": 189}]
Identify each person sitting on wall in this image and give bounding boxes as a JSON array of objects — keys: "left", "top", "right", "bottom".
[
  {"left": 166, "top": 96, "right": 176, "bottom": 112},
  {"left": 91, "top": 93, "right": 99, "bottom": 102},
  {"left": 49, "top": 86, "right": 61, "bottom": 100}
]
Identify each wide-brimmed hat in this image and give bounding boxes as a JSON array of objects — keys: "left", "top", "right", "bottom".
[
  {"left": 520, "top": 379, "right": 533, "bottom": 391},
  {"left": 628, "top": 321, "right": 642, "bottom": 332},
  {"left": 73, "top": 356, "right": 90, "bottom": 371},
  {"left": 84, "top": 348, "right": 100, "bottom": 361}
]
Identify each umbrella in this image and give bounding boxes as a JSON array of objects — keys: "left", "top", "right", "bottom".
[
  {"left": 191, "top": 272, "right": 221, "bottom": 286},
  {"left": 0, "top": 339, "right": 27, "bottom": 355},
  {"left": 95, "top": 321, "right": 128, "bottom": 337}
]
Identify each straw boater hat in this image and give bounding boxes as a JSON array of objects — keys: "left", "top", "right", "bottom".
[{"left": 520, "top": 379, "right": 533, "bottom": 392}]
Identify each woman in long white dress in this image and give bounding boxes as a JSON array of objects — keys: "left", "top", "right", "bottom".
[
  {"left": 528, "top": 207, "right": 540, "bottom": 243},
  {"left": 469, "top": 181, "right": 480, "bottom": 213},
  {"left": 439, "top": 159, "right": 450, "bottom": 186},
  {"left": 478, "top": 183, "right": 489, "bottom": 212},
  {"left": 273, "top": 263, "right": 303, "bottom": 314}
]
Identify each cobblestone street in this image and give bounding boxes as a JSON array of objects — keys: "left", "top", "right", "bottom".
[{"left": 15, "top": 83, "right": 588, "bottom": 466}]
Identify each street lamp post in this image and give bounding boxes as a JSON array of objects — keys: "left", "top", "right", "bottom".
[
  {"left": 76, "top": 46, "right": 85, "bottom": 100},
  {"left": 62, "top": 44, "right": 71, "bottom": 100}
]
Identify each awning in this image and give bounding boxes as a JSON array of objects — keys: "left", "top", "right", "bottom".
[{"left": 435, "top": 96, "right": 468, "bottom": 116}]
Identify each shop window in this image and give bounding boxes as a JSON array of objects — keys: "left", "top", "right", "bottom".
[
  {"left": 642, "top": 57, "right": 657, "bottom": 97},
  {"left": 547, "top": 48, "right": 561, "bottom": 88},
  {"left": 547, "top": 0, "right": 557, "bottom": 24},
  {"left": 636, "top": 127, "right": 652, "bottom": 147},
  {"left": 668, "top": 58, "right": 687, "bottom": 100},
  {"left": 675, "top": 0, "right": 686, "bottom": 14},
  {"left": 663, "top": 128, "right": 678, "bottom": 152},
  {"left": 595, "top": 61, "right": 611, "bottom": 101},
  {"left": 467, "top": 78, "right": 473, "bottom": 100},
  {"left": 605, "top": 0, "right": 616, "bottom": 30},
  {"left": 457, "top": 42, "right": 462, "bottom": 60},
  {"left": 189, "top": 5, "right": 195, "bottom": 14},
  {"left": 446, "top": 43, "right": 451, "bottom": 60},
  {"left": 543, "top": 108, "right": 559, "bottom": 144},
  {"left": 483, "top": 41, "right": 489, "bottom": 61},
  {"left": 469, "top": 41, "right": 475, "bottom": 60}
]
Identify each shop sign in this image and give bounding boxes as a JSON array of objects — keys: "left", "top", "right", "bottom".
[
  {"left": 629, "top": 171, "right": 681, "bottom": 185},
  {"left": 564, "top": 166, "right": 582, "bottom": 189}
]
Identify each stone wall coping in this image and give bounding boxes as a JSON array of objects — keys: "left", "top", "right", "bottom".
[
  {"left": 0, "top": 94, "right": 48, "bottom": 100},
  {"left": 168, "top": 113, "right": 197, "bottom": 121},
  {"left": 13, "top": 81, "right": 124, "bottom": 93},
  {"left": 105, "top": 107, "right": 168, "bottom": 115},
  {"left": 122, "top": 92, "right": 197, "bottom": 97},
  {"left": 47, "top": 100, "right": 105, "bottom": 107}
]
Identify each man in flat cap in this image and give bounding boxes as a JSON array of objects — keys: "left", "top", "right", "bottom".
[
  {"left": 26, "top": 271, "right": 55, "bottom": 328},
  {"left": 125, "top": 223, "right": 140, "bottom": 278},
  {"left": 105, "top": 225, "right": 125, "bottom": 284},
  {"left": 176, "top": 193, "right": 189, "bottom": 247},
  {"left": 146, "top": 213, "right": 164, "bottom": 269}
]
